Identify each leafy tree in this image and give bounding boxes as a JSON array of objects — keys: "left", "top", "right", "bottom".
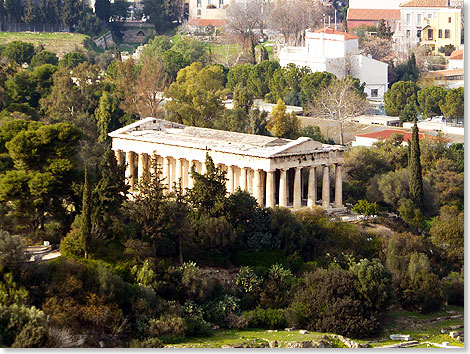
[
  {"left": 94, "top": 91, "right": 119, "bottom": 143},
  {"left": 268, "top": 64, "right": 311, "bottom": 103},
  {"left": 299, "top": 71, "right": 335, "bottom": 105},
  {"left": 417, "top": 86, "right": 446, "bottom": 118},
  {"left": 94, "top": 0, "right": 111, "bottom": 22},
  {"left": 4, "top": 41, "right": 35, "bottom": 65},
  {"left": 398, "top": 198, "right": 425, "bottom": 232},
  {"left": 144, "top": 0, "right": 175, "bottom": 32},
  {"left": 408, "top": 121, "right": 424, "bottom": 210},
  {"left": 299, "top": 125, "right": 332, "bottom": 144},
  {"left": 61, "top": 0, "right": 81, "bottom": 30},
  {"left": 226, "top": 64, "right": 253, "bottom": 91},
  {"left": 165, "top": 62, "right": 228, "bottom": 128},
  {"left": 429, "top": 205, "right": 464, "bottom": 268},
  {"left": 188, "top": 154, "right": 227, "bottom": 219},
  {"left": 246, "top": 61, "right": 280, "bottom": 98},
  {"left": 30, "top": 51, "right": 58, "bottom": 67},
  {"left": 80, "top": 168, "right": 92, "bottom": 259},
  {"left": 266, "top": 99, "right": 300, "bottom": 139},
  {"left": 258, "top": 264, "right": 295, "bottom": 309},
  {"left": 384, "top": 81, "right": 420, "bottom": 117},
  {"left": 438, "top": 44, "right": 455, "bottom": 56},
  {"left": 233, "top": 83, "right": 254, "bottom": 114},
  {"left": 247, "top": 108, "right": 270, "bottom": 136},
  {"left": 439, "top": 87, "right": 464, "bottom": 122},
  {"left": 5, "top": 71, "right": 41, "bottom": 108},
  {"left": 395, "top": 53, "right": 420, "bottom": 82},
  {"left": 213, "top": 108, "right": 250, "bottom": 133},
  {"left": 426, "top": 158, "right": 463, "bottom": 208},
  {"left": 58, "top": 52, "right": 86, "bottom": 69},
  {"left": 352, "top": 200, "right": 378, "bottom": 223},
  {"left": 0, "top": 230, "right": 27, "bottom": 271},
  {"left": 376, "top": 19, "right": 394, "bottom": 39},
  {"left": 110, "top": 0, "right": 128, "bottom": 18}
]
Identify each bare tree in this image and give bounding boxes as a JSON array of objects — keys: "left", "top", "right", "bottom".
[
  {"left": 226, "top": 0, "right": 265, "bottom": 63},
  {"left": 306, "top": 76, "right": 369, "bottom": 145},
  {"left": 135, "top": 56, "right": 169, "bottom": 118},
  {"left": 359, "top": 36, "right": 393, "bottom": 61},
  {"left": 270, "top": 0, "right": 326, "bottom": 46}
]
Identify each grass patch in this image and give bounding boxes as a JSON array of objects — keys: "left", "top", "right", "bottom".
[
  {"left": 0, "top": 32, "right": 88, "bottom": 57},
  {"left": 207, "top": 42, "right": 242, "bottom": 60}
]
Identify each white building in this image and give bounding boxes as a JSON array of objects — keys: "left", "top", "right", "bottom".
[
  {"left": 448, "top": 48, "right": 463, "bottom": 69},
  {"left": 110, "top": 118, "right": 345, "bottom": 210},
  {"left": 278, "top": 27, "right": 389, "bottom": 100}
]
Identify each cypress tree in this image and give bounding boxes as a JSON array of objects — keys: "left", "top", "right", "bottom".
[
  {"left": 81, "top": 167, "right": 92, "bottom": 259},
  {"left": 409, "top": 120, "right": 424, "bottom": 211}
]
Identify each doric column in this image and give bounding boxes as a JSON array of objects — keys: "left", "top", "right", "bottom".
[
  {"left": 335, "top": 164, "right": 343, "bottom": 208},
  {"left": 247, "top": 169, "right": 253, "bottom": 194},
  {"left": 307, "top": 166, "right": 317, "bottom": 208},
  {"left": 162, "top": 156, "right": 170, "bottom": 188},
  {"left": 266, "top": 171, "right": 275, "bottom": 208},
  {"left": 188, "top": 160, "right": 196, "bottom": 189},
  {"left": 125, "top": 151, "right": 135, "bottom": 190},
  {"left": 322, "top": 164, "right": 330, "bottom": 209},
  {"left": 253, "top": 169, "right": 263, "bottom": 206},
  {"left": 240, "top": 167, "right": 247, "bottom": 190},
  {"left": 279, "top": 169, "right": 288, "bottom": 207},
  {"left": 175, "top": 158, "right": 182, "bottom": 188},
  {"left": 114, "top": 149, "right": 123, "bottom": 165},
  {"left": 182, "top": 159, "right": 189, "bottom": 191},
  {"left": 227, "top": 165, "right": 234, "bottom": 194},
  {"left": 169, "top": 158, "right": 175, "bottom": 192},
  {"left": 293, "top": 167, "right": 302, "bottom": 209},
  {"left": 138, "top": 153, "right": 148, "bottom": 182}
]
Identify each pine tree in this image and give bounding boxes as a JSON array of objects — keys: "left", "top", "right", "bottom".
[
  {"left": 408, "top": 120, "right": 424, "bottom": 211},
  {"left": 80, "top": 167, "right": 92, "bottom": 259}
]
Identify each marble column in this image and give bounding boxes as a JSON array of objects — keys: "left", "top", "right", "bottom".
[
  {"left": 227, "top": 165, "right": 234, "bottom": 194},
  {"left": 279, "top": 169, "right": 288, "bottom": 207},
  {"left": 162, "top": 156, "right": 170, "bottom": 188},
  {"left": 182, "top": 159, "right": 189, "bottom": 191},
  {"left": 114, "top": 149, "right": 123, "bottom": 165},
  {"left": 138, "top": 153, "right": 148, "bottom": 182},
  {"left": 169, "top": 158, "right": 175, "bottom": 192},
  {"left": 253, "top": 169, "right": 262, "bottom": 206},
  {"left": 175, "top": 158, "right": 182, "bottom": 188},
  {"left": 307, "top": 166, "right": 317, "bottom": 208},
  {"left": 125, "top": 151, "right": 135, "bottom": 190},
  {"left": 240, "top": 167, "right": 247, "bottom": 191},
  {"left": 266, "top": 171, "right": 275, "bottom": 208},
  {"left": 247, "top": 169, "right": 253, "bottom": 194},
  {"left": 322, "top": 164, "right": 330, "bottom": 208},
  {"left": 293, "top": 167, "right": 302, "bottom": 209},
  {"left": 335, "top": 164, "right": 343, "bottom": 208},
  {"left": 188, "top": 160, "right": 196, "bottom": 189}
]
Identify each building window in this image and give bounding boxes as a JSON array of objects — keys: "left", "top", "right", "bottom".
[
  {"left": 448, "top": 17, "right": 452, "bottom": 23},
  {"left": 417, "top": 29, "right": 422, "bottom": 38},
  {"left": 428, "top": 13, "right": 432, "bottom": 18},
  {"left": 439, "top": 29, "right": 442, "bottom": 38},
  {"left": 219, "top": 0, "right": 223, "bottom": 6},
  {"left": 406, "top": 30, "right": 411, "bottom": 38},
  {"left": 428, "top": 28, "right": 433, "bottom": 40},
  {"left": 197, "top": 9, "right": 201, "bottom": 15},
  {"left": 371, "top": 89, "right": 378, "bottom": 98},
  {"left": 445, "top": 29, "right": 450, "bottom": 38},
  {"left": 406, "top": 13, "right": 411, "bottom": 24},
  {"left": 197, "top": 0, "right": 201, "bottom": 7},
  {"left": 417, "top": 14, "right": 422, "bottom": 25}
]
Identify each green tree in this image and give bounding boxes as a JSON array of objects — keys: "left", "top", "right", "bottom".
[
  {"left": 246, "top": 61, "right": 280, "bottom": 98},
  {"left": 232, "top": 83, "right": 253, "bottom": 114},
  {"left": 0, "top": 230, "right": 27, "bottom": 271},
  {"left": 226, "top": 64, "right": 253, "bottom": 91},
  {"left": 384, "top": 81, "right": 420, "bottom": 117},
  {"left": 376, "top": 19, "right": 394, "bottom": 39},
  {"left": 4, "top": 41, "right": 35, "bottom": 65},
  {"left": 188, "top": 154, "right": 227, "bottom": 219},
  {"left": 58, "top": 52, "right": 86, "bottom": 69},
  {"left": 439, "top": 87, "right": 464, "bottom": 122},
  {"left": 61, "top": 0, "right": 81, "bottom": 30},
  {"left": 94, "top": 0, "right": 111, "bottom": 21},
  {"left": 94, "top": 91, "right": 119, "bottom": 143},
  {"left": 398, "top": 198, "right": 425, "bottom": 232},
  {"left": 395, "top": 53, "right": 420, "bottom": 82},
  {"left": 417, "top": 86, "right": 446, "bottom": 118},
  {"left": 144, "top": 0, "right": 174, "bottom": 32},
  {"left": 110, "top": 0, "right": 128, "bottom": 18},
  {"left": 80, "top": 167, "right": 91, "bottom": 259},
  {"left": 266, "top": 99, "right": 300, "bottom": 139},
  {"left": 352, "top": 200, "right": 378, "bottom": 223},
  {"left": 165, "top": 62, "right": 228, "bottom": 128},
  {"left": 30, "top": 51, "right": 58, "bottom": 67},
  {"left": 408, "top": 121, "right": 424, "bottom": 211},
  {"left": 247, "top": 108, "right": 270, "bottom": 136},
  {"left": 299, "top": 71, "right": 335, "bottom": 105}
]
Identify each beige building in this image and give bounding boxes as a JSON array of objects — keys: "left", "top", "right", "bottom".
[{"left": 109, "top": 118, "right": 345, "bottom": 210}]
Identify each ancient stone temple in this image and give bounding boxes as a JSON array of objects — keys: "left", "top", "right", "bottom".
[{"left": 109, "top": 118, "right": 345, "bottom": 210}]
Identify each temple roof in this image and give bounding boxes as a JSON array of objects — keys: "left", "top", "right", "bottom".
[{"left": 109, "top": 118, "right": 343, "bottom": 158}]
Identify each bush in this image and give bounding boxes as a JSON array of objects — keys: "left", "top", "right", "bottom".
[
  {"left": 443, "top": 271, "right": 464, "bottom": 306},
  {"left": 58, "top": 52, "right": 86, "bottom": 69},
  {"left": 130, "top": 337, "right": 164, "bottom": 348},
  {"left": 288, "top": 268, "right": 382, "bottom": 338},
  {"left": 234, "top": 266, "right": 262, "bottom": 294},
  {"left": 178, "top": 262, "right": 218, "bottom": 303},
  {"left": 183, "top": 300, "right": 212, "bottom": 337},
  {"left": 4, "top": 41, "right": 35, "bottom": 64},
  {"left": 243, "top": 308, "right": 287, "bottom": 329},
  {"left": 258, "top": 264, "right": 295, "bottom": 309},
  {"left": 205, "top": 295, "right": 240, "bottom": 327},
  {"left": 60, "top": 228, "right": 83, "bottom": 258},
  {"left": 30, "top": 51, "right": 58, "bottom": 67},
  {"left": 148, "top": 315, "right": 187, "bottom": 338}
]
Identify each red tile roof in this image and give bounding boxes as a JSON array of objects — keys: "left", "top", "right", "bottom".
[
  {"left": 427, "top": 68, "right": 464, "bottom": 77},
  {"left": 400, "top": 0, "right": 448, "bottom": 7},
  {"left": 188, "top": 18, "right": 228, "bottom": 27},
  {"left": 313, "top": 27, "right": 359, "bottom": 40},
  {"left": 347, "top": 8, "right": 401, "bottom": 21},
  {"left": 356, "top": 129, "right": 448, "bottom": 142},
  {"left": 449, "top": 49, "right": 463, "bottom": 60}
]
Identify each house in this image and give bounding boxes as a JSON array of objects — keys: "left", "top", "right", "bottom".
[
  {"left": 188, "top": 0, "right": 231, "bottom": 28},
  {"left": 346, "top": 0, "right": 402, "bottom": 31},
  {"left": 352, "top": 129, "right": 448, "bottom": 147},
  {"left": 397, "top": 0, "right": 462, "bottom": 55},
  {"left": 424, "top": 68, "right": 464, "bottom": 88},
  {"left": 448, "top": 48, "right": 463, "bottom": 69},
  {"left": 278, "top": 27, "right": 389, "bottom": 100}
]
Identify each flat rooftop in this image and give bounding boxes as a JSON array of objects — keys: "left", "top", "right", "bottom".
[{"left": 109, "top": 118, "right": 342, "bottom": 158}]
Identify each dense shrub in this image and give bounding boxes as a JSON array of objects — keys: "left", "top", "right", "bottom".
[
  {"left": 205, "top": 295, "right": 240, "bottom": 327},
  {"left": 130, "top": 337, "right": 164, "bottom": 348},
  {"left": 287, "top": 268, "right": 382, "bottom": 338},
  {"left": 243, "top": 308, "right": 287, "bottom": 329},
  {"left": 258, "top": 264, "right": 295, "bottom": 309},
  {"left": 443, "top": 271, "right": 464, "bottom": 307},
  {"left": 148, "top": 315, "right": 187, "bottom": 338}
]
